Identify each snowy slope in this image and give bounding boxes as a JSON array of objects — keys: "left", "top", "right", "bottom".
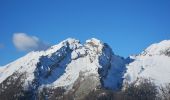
[
  {"left": 124, "top": 40, "right": 170, "bottom": 86},
  {"left": 0, "top": 66, "right": 3, "bottom": 71},
  {"left": 0, "top": 66, "right": 4, "bottom": 77}
]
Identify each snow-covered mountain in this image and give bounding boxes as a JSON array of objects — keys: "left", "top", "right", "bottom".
[
  {"left": 1, "top": 38, "right": 170, "bottom": 99},
  {"left": 0, "top": 38, "right": 127, "bottom": 99},
  {"left": 124, "top": 40, "right": 170, "bottom": 86}
]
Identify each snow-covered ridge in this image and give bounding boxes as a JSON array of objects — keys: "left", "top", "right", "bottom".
[
  {"left": 141, "top": 40, "right": 170, "bottom": 56},
  {"left": 124, "top": 40, "right": 170, "bottom": 87},
  {"left": 1, "top": 38, "right": 170, "bottom": 92}
]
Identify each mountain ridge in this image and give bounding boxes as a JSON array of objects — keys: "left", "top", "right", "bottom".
[{"left": 0, "top": 38, "right": 170, "bottom": 100}]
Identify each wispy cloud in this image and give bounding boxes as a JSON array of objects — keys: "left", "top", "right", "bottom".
[{"left": 13, "top": 33, "right": 50, "bottom": 51}]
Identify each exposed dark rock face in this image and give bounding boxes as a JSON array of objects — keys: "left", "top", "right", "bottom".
[
  {"left": 163, "top": 48, "right": 170, "bottom": 57},
  {"left": 0, "top": 72, "right": 34, "bottom": 100}
]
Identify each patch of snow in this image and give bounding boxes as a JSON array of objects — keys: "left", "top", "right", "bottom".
[
  {"left": 51, "top": 56, "right": 100, "bottom": 88},
  {"left": 71, "top": 47, "right": 87, "bottom": 60},
  {"left": 86, "top": 38, "right": 102, "bottom": 45}
]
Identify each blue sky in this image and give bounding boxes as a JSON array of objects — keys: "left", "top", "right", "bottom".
[{"left": 0, "top": 0, "right": 170, "bottom": 66}]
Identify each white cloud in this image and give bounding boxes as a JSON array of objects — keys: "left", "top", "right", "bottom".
[{"left": 13, "top": 33, "right": 50, "bottom": 51}]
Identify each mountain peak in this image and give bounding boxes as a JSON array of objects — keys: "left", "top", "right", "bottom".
[
  {"left": 142, "top": 40, "right": 170, "bottom": 56},
  {"left": 124, "top": 39, "right": 170, "bottom": 87},
  {"left": 48, "top": 38, "right": 82, "bottom": 53},
  {"left": 86, "top": 38, "right": 102, "bottom": 45},
  {"left": 0, "top": 38, "right": 126, "bottom": 97},
  {"left": 62, "top": 38, "right": 80, "bottom": 44}
]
